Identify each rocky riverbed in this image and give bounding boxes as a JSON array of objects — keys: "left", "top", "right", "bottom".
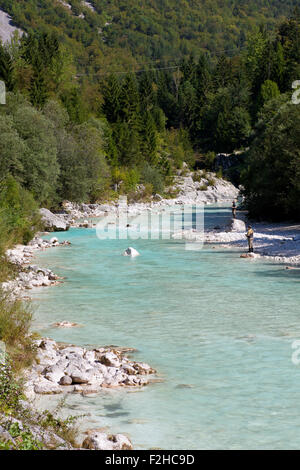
[
  {"left": 173, "top": 216, "right": 300, "bottom": 265},
  {"left": 39, "top": 170, "right": 239, "bottom": 230},
  {"left": 24, "top": 338, "right": 156, "bottom": 399},
  {"left": 3, "top": 236, "right": 71, "bottom": 296}
]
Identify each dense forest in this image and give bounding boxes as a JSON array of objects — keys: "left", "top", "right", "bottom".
[
  {"left": 0, "top": 0, "right": 298, "bottom": 72},
  {"left": 0, "top": 3, "right": 299, "bottom": 257}
]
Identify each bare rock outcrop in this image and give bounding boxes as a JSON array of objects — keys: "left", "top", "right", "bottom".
[
  {"left": 40, "top": 208, "right": 70, "bottom": 232},
  {"left": 24, "top": 339, "right": 156, "bottom": 397}
]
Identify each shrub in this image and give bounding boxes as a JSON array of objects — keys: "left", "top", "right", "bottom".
[
  {"left": 0, "top": 175, "right": 40, "bottom": 246},
  {"left": 192, "top": 171, "right": 202, "bottom": 183},
  {"left": 0, "top": 360, "right": 23, "bottom": 413},
  {"left": 141, "top": 163, "right": 164, "bottom": 194},
  {"left": 0, "top": 291, "right": 37, "bottom": 372},
  {"left": 207, "top": 177, "right": 216, "bottom": 186},
  {"left": 204, "top": 151, "right": 216, "bottom": 170},
  {"left": 6, "top": 422, "right": 43, "bottom": 450}
]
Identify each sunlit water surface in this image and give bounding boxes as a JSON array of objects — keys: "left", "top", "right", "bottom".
[{"left": 30, "top": 205, "right": 300, "bottom": 449}]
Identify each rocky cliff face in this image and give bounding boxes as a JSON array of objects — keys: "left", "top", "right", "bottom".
[{"left": 0, "top": 10, "right": 22, "bottom": 43}]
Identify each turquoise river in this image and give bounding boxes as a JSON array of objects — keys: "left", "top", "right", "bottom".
[{"left": 31, "top": 205, "right": 300, "bottom": 450}]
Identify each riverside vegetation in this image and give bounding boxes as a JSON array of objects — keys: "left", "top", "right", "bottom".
[{"left": 0, "top": 3, "right": 299, "bottom": 450}]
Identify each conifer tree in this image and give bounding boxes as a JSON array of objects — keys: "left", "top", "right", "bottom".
[
  {"left": 102, "top": 74, "right": 122, "bottom": 123},
  {"left": 0, "top": 43, "right": 15, "bottom": 91}
]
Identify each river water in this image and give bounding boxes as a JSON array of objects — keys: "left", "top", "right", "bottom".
[{"left": 31, "top": 205, "right": 300, "bottom": 449}]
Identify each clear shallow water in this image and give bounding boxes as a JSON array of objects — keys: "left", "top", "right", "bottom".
[{"left": 30, "top": 205, "right": 300, "bottom": 449}]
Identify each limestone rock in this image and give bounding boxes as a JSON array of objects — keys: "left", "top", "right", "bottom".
[
  {"left": 25, "top": 339, "right": 156, "bottom": 395},
  {"left": 34, "top": 379, "right": 62, "bottom": 394},
  {"left": 59, "top": 375, "right": 73, "bottom": 386},
  {"left": 240, "top": 253, "right": 260, "bottom": 259},
  {"left": 123, "top": 247, "right": 140, "bottom": 257},
  {"left": 40, "top": 208, "right": 69, "bottom": 232},
  {"left": 97, "top": 351, "right": 121, "bottom": 368},
  {"left": 82, "top": 432, "right": 133, "bottom": 450},
  {"left": 53, "top": 321, "right": 80, "bottom": 328}
]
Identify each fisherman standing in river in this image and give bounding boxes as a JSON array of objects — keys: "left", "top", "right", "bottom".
[
  {"left": 246, "top": 225, "right": 254, "bottom": 253},
  {"left": 232, "top": 200, "right": 237, "bottom": 219}
]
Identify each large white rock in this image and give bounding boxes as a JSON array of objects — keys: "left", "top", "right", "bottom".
[
  {"left": 40, "top": 208, "right": 69, "bottom": 232},
  {"left": 43, "top": 364, "right": 65, "bottom": 383},
  {"left": 82, "top": 432, "right": 133, "bottom": 450},
  {"left": 228, "top": 218, "right": 246, "bottom": 232},
  {"left": 34, "top": 378, "right": 62, "bottom": 395},
  {"left": 123, "top": 247, "right": 140, "bottom": 257}
]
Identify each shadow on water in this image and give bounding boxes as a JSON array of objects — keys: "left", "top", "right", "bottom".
[
  {"left": 104, "top": 402, "right": 124, "bottom": 412},
  {"left": 254, "top": 267, "right": 300, "bottom": 282},
  {"left": 105, "top": 411, "right": 130, "bottom": 418}
]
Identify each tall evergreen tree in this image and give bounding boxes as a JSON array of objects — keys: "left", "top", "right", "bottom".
[
  {"left": 102, "top": 74, "right": 122, "bottom": 123},
  {"left": 0, "top": 43, "right": 15, "bottom": 91}
]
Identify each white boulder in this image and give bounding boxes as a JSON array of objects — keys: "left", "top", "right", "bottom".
[
  {"left": 40, "top": 208, "right": 69, "bottom": 232},
  {"left": 82, "top": 432, "right": 133, "bottom": 450},
  {"left": 123, "top": 247, "right": 140, "bottom": 257},
  {"left": 228, "top": 218, "right": 246, "bottom": 232}
]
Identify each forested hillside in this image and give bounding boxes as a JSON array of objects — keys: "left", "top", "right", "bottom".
[
  {"left": 0, "top": 0, "right": 298, "bottom": 73},
  {"left": 0, "top": 3, "right": 299, "bottom": 239}
]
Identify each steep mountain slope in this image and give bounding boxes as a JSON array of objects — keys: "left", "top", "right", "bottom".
[{"left": 0, "top": 0, "right": 298, "bottom": 72}]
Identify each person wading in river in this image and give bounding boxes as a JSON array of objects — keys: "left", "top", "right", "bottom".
[
  {"left": 246, "top": 225, "right": 254, "bottom": 253},
  {"left": 232, "top": 201, "right": 237, "bottom": 219}
]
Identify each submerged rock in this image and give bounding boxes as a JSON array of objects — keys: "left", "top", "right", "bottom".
[{"left": 53, "top": 321, "right": 81, "bottom": 328}]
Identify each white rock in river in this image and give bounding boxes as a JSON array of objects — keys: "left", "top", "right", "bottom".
[
  {"left": 34, "top": 378, "right": 62, "bottom": 395},
  {"left": 40, "top": 208, "right": 69, "bottom": 232},
  {"left": 123, "top": 247, "right": 140, "bottom": 257},
  {"left": 228, "top": 218, "right": 246, "bottom": 232},
  {"left": 82, "top": 432, "right": 133, "bottom": 450}
]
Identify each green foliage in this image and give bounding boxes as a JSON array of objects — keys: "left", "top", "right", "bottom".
[
  {"left": 38, "top": 402, "right": 81, "bottom": 447},
  {"left": 201, "top": 86, "right": 252, "bottom": 152},
  {"left": 204, "top": 151, "right": 216, "bottom": 170},
  {"left": 0, "top": 0, "right": 295, "bottom": 73},
  {"left": 0, "top": 289, "right": 36, "bottom": 372},
  {"left": 141, "top": 163, "right": 164, "bottom": 194},
  {"left": 0, "top": 176, "right": 40, "bottom": 245},
  {"left": 7, "top": 422, "right": 43, "bottom": 450},
  {"left": 0, "top": 360, "right": 22, "bottom": 412},
  {"left": 260, "top": 80, "right": 280, "bottom": 104},
  {"left": 242, "top": 98, "right": 300, "bottom": 220},
  {"left": 120, "top": 168, "right": 140, "bottom": 193},
  {"left": 0, "top": 41, "right": 15, "bottom": 91}
]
